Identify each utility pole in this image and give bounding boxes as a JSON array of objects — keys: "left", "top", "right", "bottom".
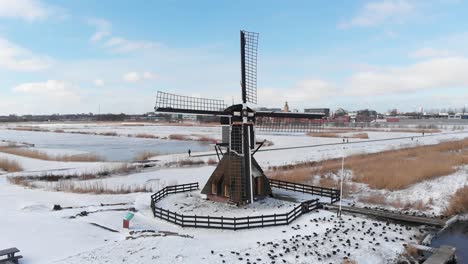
[{"left": 338, "top": 146, "right": 345, "bottom": 218}]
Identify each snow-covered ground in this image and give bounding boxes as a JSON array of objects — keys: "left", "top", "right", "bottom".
[{"left": 1, "top": 122, "right": 467, "bottom": 263}]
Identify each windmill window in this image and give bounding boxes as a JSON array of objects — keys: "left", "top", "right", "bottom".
[
  {"left": 211, "top": 183, "right": 217, "bottom": 194},
  {"left": 224, "top": 185, "right": 230, "bottom": 197}
]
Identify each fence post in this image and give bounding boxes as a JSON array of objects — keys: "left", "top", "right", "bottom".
[
  {"left": 247, "top": 216, "right": 250, "bottom": 229},
  {"left": 234, "top": 217, "right": 236, "bottom": 231},
  {"left": 274, "top": 214, "right": 276, "bottom": 225}
]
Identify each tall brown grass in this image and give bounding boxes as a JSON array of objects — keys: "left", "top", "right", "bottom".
[
  {"left": 168, "top": 134, "right": 189, "bottom": 140},
  {"left": 268, "top": 138, "right": 468, "bottom": 191},
  {"left": 168, "top": 134, "right": 217, "bottom": 143},
  {"left": 0, "top": 147, "right": 104, "bottom": 162},
  {"left": 52, "top": 181, "right": 153, "bottom": 194},
  {"left": 10, "top": 126, "right": 49, "bottom": 132},
  {"left": 358, "top": 193, "right": 428, "bottom": 210},
  {"left": 318, "top": 127, "right": 441, "bottom": 134},
  {"left": 307, "top": 132, "right": 369, "bottom": 139},
  {"left": 134, "top": 133, "right": 159, "bottom": 139},
  {"left": 444, "top": 185, "right": 468, "bottom": 215},
  {"left": 0, "top": 158, "right": 23, "bottom": 172},
  {"left": 134, "top": 151, "right": 159, "bottom": 161},
  {"left": 98, "top": 132, "right": 118, "bottom": 136},
  {"left": 206, "top": 158, "right": 218, "bottom": 165}
]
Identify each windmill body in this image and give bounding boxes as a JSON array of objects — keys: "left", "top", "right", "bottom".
[{"left": 154, "top": 30, "right": 324, "bottom": 205}]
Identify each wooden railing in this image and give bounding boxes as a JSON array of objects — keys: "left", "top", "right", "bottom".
[
  {"left": 268, "top": 178, "right": 340, "bottom": 204},
  {"left": 150, "top": 183, "right": 320, "bottom": 230},
  {"left": 150, "top": 182, "right": 199, "bottom": 204}
]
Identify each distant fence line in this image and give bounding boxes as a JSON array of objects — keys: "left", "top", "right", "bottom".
[{"left": 150, "top": 180, "right": 340, "bottom": 230}]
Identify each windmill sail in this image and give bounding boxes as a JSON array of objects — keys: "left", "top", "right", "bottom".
[
  {"left": 241, "top": 30, "right": 259, "bottom": 104},
  {"left": 154, "top": 91, "right": 227, "bottom": 116}
]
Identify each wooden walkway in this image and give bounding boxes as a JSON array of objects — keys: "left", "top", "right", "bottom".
[
  {"left": 326, "top": 204, "right": 446, "bottom": 227},
  {"left": 424, "top": 245, "right": 456, "bottom": 264}
]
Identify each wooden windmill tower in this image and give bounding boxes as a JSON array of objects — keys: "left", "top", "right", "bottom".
[{"left": 155, "top": 30, "right": 325, "bottom": 205}]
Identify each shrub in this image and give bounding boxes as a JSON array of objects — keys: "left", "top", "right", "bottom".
[
  {"left": 98, "top": 132, "right": 118, "bottom": 136},
  {"left": 0, "top": 147, "right": 104, "bottom": 162},
  {"left": 134, "top": 133, "right": 159, "bottom": 139},
  {"left": 444, "top": 185, "right": 468, "bottom": 216},
  {"left": 206, "top": 158, "right": 218, "bottom": 165},
  {"left": 168, "top": 134, "right": 189, "bottom": 140},
  {"left": 134, "top": 151, "right": 159, "bottom": 161},
  {"left": 0, "top": 158, "right": 22, "bottom": 172}
]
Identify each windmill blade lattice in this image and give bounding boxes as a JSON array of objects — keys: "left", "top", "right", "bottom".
[
  {"left": 241, "top": 31, "right": 259, "bottom": 104},
  {"left": 155, "top": 91, "right": 227, "bottom": 115}
]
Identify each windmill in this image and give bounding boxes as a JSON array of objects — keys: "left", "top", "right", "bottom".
[{"left": 155, "top": 30, "right": 325, "bottom": 205}]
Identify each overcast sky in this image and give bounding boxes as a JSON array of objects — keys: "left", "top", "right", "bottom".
[{"left": 0, "top": 0, "right": 468, "bottom": 115}]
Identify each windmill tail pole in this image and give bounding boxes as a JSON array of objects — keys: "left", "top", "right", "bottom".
[{"left": 242, "top": 103, "right": 254, "bottom": 204}]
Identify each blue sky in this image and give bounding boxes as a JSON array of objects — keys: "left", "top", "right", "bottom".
[{"left": 0, "top": 0, "right": 467, "bottom": 115}]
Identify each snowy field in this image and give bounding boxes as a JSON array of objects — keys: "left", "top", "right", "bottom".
[{"left": 0, "top": 122, "right": 467, "bottom": 263}]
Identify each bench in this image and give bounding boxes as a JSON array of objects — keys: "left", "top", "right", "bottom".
[{"left": 0, "top": 248, "right": 22, "bottom": 264}]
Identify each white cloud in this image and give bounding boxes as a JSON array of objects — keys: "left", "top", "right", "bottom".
[
  {"left": 142, "top": 71, "right": 156, "bottom": 80},
  {"left": 87, "top": 18, "right": 111, "bottom": 42},
  {"left": 122, "top": 71, "right": 156, "bottom": 82},
  {"left": 339, "top": 0, "right": 414, "bottom": 28},
  {"left": 0, "top": 0, "right": 65, "bottom": 21},
  {"left": 258, "top": 79, "right": 337, "bottom": 107},
  {"left": 347, "top": 56, "right": 468, "bottom": 95},
  {"left": 0, "top": 38, "right": 51, "bottom": 71},
  {"left": 94, "top": 79, "right": 104, "bottom": 86},
  {"left": 104, "top": 37, "right": 158, "bottom": 53},
  {"left": 123, "top": 72, "right": 140, "bottom": 82},
  {"left": 409, "top": 47, "right": 452, "bottom": 58},
  {"left": 12, "top": 80, "right": 80, "bottom": 99},
  {"left": 87, "top": 18, "right": 160, "bottom": 53}
]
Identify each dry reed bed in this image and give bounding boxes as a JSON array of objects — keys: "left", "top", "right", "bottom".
[
  {"left": 10, "top": 178, "right": 152, "bottom": 194},
  {"left": 7, "top": 164, "right": 140, "bottom": 194},
  {"left": 444, "top": 185, "right": 468, "bottom": 215},
  {"left": 134, "top": 151, "right": 159, "bottom": 161},
  {"left": 0, "top": 158, "right": 23, "bottom": 172},
  {"left": 319, "top": 127, "right": 441, "bottom": 134},
  {"left": 307, "top": 132, "right": 369, "bottom": 139},
  {"left": 358, "top": 193, "right": 429, "bottom": 211},
  {"left": 169, "top": 134, "right": 217, "bottom": 143},
  {"left": 0, "top": 147, "right": 103, "bottom": 162},
  {"left": 53, "top": 181, "right": 153, "bottom": 194},
  {"left": 134, "top": 133, "right": 159, "bottom": 139},
  {"left": 268, "top": 138, "right": 468, "bottom": 191}
]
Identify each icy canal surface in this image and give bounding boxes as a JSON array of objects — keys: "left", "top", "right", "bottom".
[
  {"left": 431, "top": 221, "right": 468, "bottom": 263},
  {"left": 0, "top": 129, "right": 211, "bottom": 161}
]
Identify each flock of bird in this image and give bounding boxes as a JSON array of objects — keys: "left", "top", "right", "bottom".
[{"left": 209, "top": 213, "right": 421, "bottom": 264}]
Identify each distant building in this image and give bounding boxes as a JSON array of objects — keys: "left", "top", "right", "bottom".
[
  {"left": 334, "top": 108, "right": 348, "bottom": 117},
  {"left": 304, "top": 108, "right": 330, "bottom": 117},
  {"left": 256, "top": 107, "right": 282, "bottom": 112},
  {"left": 283, "top": 101, "right": 289, "bottom": 112}
]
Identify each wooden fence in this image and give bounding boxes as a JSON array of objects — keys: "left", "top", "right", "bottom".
[
  {"left": 268, "top": 179, "right": 340, "bottom": 204},
  {"left": 150, "top": 183, "right": 320, "bottom": 230}
]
